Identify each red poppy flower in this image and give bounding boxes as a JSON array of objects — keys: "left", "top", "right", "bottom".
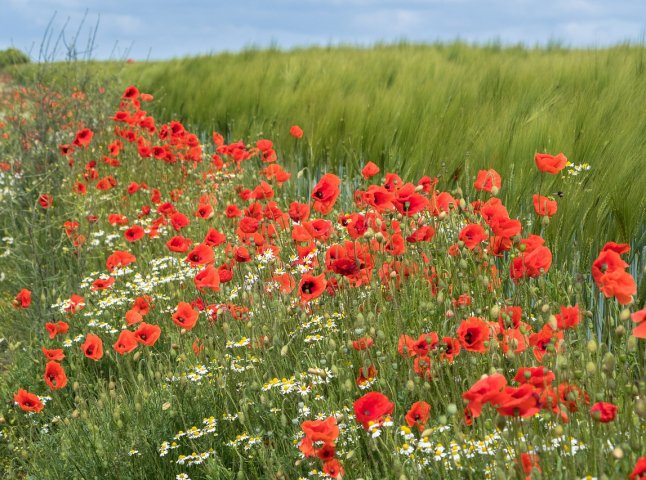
[
  {"left": 113, "top": 329, "right": 138, "bottom": 354},
  {"left": 194, "top": 265, "right": 221, "bottom": 292},
  {"left": 631, "top": 308, "right": 646, "bottom": 339},
  {"left": 489, "top": 216, "right": 521, "bottom": 239},
  {"left": 134, "top": 322, "right": 161, "bottom": 346},
  {"left": 440, "top": 336, "right": 461, "bottom": 363},
  {"left": 91, "top": 276, "right": 115, "bottom": 291},
  {"left": 186, "top": 243, "right": 214, "bottom": 266},
  {"left": 511, "top": 245, "right": 553, "bottom": 280},
  {"left": 352, "top": 336, "right": 374, "bottom": 350},
  {"left": 393, "top": 185, "right": 428, "bottom": 216},
  {"left": 234, "top": 246, "right": 251, "bottom": 263},
  {"left": 520, "top": 453, "right": 541, "bottom": 477},
  {"left": 597, "top": 268, "right": 637, "bottom": 305},
  {"left": 462, "top": 373, "right": 507, "bottom": 418},
  {"left": 289, "top": 125, "right": 304, "bottom": 138},
  {"left": 474, "top": 169, "right": 501, "bottom": 193},
  {"left": 629, "top": 455, "right": 646, "bottom": 479},
  {"left": 172, "top": 302, "right": 199, "bottom": 330},
  {"left": 14, "top": 389, "right": 44, "bottom": 413},
  {"left": 81, "top": 333, "right": 103, "bottom": 361},
  {"left": 170, "top": 212, "right": 190, "bottom": 231},
  {"left": 514, "top": 367, "right": 555, "bottom": 390},
  {"left": 316, "top": 443, "right": 336, "bottom": 462},
  {"left": 405, "top": 401, "right": 431, "bottom": 431},
  {"left": 312, "top": 174, "right": 341, "bottom": 215},
  {"left": 299, "top": 416, "right": 340, "bottom": 458},
  {"left": 601, "top": 241, "right": 630, "bottom": 255},
  {"left": 412, "top": 332, "right": 439, "bottom": 356},
  {"left": 533, "top": 194, "right": 558, "bottom": 217},
  {"left": 534, "top": 152, "right": 567, "bottom": 174},
  {"left": 529, "top": 324, "right": 563, "bottom": 362},
  {"left": 122, "top": 85, "right": 139, "bottom": 99},
  {"left": 557, "top": 383, "right": 589, "bottom": 413},
  {"left": 496, "top": 306, "right": 521, "bottom": 330},
  {"left": 301, "top": 416, "right": 340, "bottom": 445},
  {"left": 204, "top": 228, "right": 226, "bottom": 246},
  {"left": 555, "top": 305, "right": 581, "bottom": 330},
  {"left": 73, "top": 128, "right": 94, "bottom": 148},
  {"left": 132, "top": 296, "right": 153, "bottom": 316},
  {"left": 322, "top": 459, "right": 344, "bottom": 479},
  {"left": 165, "top": 236, "right": 192, "bottom": 253},
  {"left": 124, "top": 225, "right": 145, "bottom": 242},
  {"left": 42, "top": 347, "right": 65, "bottom": 361},
  {"left": 44, "top": 361, "right": 68, "bottom": 390},
  {"left": 106, "top": 250, "right": 136, "bottom": 271},
  {"left": 361, "top": 161, "right": 380, "bottom": 179},
  {"left": 590, "top": 401, "right": 617, "bottom": 422},
  {"left": 457, "top": 317, "right": 490, "bottom": 353},
  {"left": 298, "top": 273, "right": 327, "bottom": 302},
  {"left": 354, "top": 391, "right": 394, "bottom": 429},
  {"left": 45, "top": 321, "right": 69, "bottom": 339},
  {"left": 13, "top": 288, "right": 31, "bottom": 308},
  {"left": 397, "top": 335, "right": 416, "bottom": 357},
  {"left": 459, "top": 223, "right": 488, "bottom": 250},
  {"left": 406, "top": 225, "right": 435, "bottom": 243},
  {"left": 107, "top": 213, "right": 128, "bottom": 226},
  {"left": 38, "top": 194, "right": 53, "bottom": 209},
  {"left": 496, "top": 384, "right": 540, "bottom": 417}
]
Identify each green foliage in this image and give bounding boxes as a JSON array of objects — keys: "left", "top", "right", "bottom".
[{"left": 0, "top": 48, "right": 30, "bottom": 69}]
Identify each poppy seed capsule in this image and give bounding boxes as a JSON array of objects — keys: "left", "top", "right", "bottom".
[
  {"left": 587, "top": 340, "right": 598, "bottom": 353},
  {"left": 602, "top": 353, "right": 616, "bottom": 373},
  {"left": 635, "top": 398, "right": 646, "bottom": 419}
]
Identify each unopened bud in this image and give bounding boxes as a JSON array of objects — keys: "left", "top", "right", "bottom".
[{"left": 587, "top": 340, "right": 598, "bottom": 354}]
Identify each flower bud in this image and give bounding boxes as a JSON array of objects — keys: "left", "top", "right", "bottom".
[{"left": 587, "top": 340, "right": 597, "bottom": 354}]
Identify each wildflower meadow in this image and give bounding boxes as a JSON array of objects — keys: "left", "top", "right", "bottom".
[{"left": 0, "top": 50, "right": 644, "bottom": 480}]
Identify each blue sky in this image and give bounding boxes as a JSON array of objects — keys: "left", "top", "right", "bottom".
[{"left": 1, "top": 0, "right": 645, "bottom": 60}]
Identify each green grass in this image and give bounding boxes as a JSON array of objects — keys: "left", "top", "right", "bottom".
[{"left": 117, "top": 43, "right": 646, "bottom": 267}]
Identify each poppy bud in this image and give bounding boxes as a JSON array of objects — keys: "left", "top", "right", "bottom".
[
  {"left": 587, "top": 340, "right": 598, "bottom": 353},
  {"left": 586, "top": 361, "right": 597, "bottom": 375},
  {"left": 602, "top": 353, "right": 616, "bottom": 374},
  {"left": 635, "top": 398, "right": 646, "bottom": 419}
]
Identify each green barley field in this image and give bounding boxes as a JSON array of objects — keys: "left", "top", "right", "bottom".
[
  {"left": 122, "top": 43, "right": 646, "bottom": 265},
  {"left": 0, "top": 43, "right": 644, "bottom": 479}
]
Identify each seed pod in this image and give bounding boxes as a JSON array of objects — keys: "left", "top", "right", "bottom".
[
  {"left": 602, "top": 353, "right": 616, "bottom": 374},
  {"left": 587, "top": 340, "right": 598, "bottom": 354}
]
